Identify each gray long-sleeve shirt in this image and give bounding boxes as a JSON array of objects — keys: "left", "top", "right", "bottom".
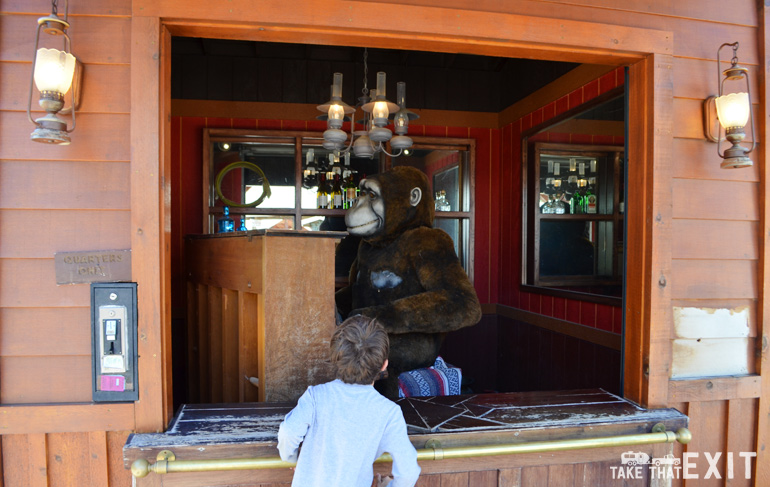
[{"left": 277, "top": 379, "right": 420, "bottom": 487}]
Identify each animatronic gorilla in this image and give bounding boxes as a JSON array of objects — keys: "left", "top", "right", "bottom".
[{"left": 335, "top": 166, "right": 482, "bottom": 398}]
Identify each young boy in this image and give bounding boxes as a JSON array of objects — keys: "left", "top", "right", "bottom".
[{"left": 277, "top": 316, "right": 421, "bottom": 487}]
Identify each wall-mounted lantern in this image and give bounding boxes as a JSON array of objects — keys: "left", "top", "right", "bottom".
[
  {"left": 26, "top": 0, "right": 80, "bottom": 145},
  {"left": 703, "top": 42, "right": 754, "bottom": 169}
]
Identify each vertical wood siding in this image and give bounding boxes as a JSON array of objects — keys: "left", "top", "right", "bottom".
[{"left": 0, "top": 1, "right": 134, "bottom": 485}]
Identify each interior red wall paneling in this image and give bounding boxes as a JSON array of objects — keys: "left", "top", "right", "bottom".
[
  {"left": 554, "top": 95, "right": 569, "bottom": 117},
  {"left": 531, "top": 107, "right": 544, "bottom": 128},
  {"left": 447, "top": 126, "right": 469, "bottom": 138},
  {"left": 181, "top": 117, "right": 207, "bottom": 236},
  {"left": 423, "top": 125, "right": 448, "bottom": 137},
  {"left": 584, "top": 79, "right": 599, "bottom": 102},
  {"left": 612, "top": 306, "right": 623, "bottom": 334},
  {"left": 596, "top": 304, "right": 614, "bottom": 332},
  {"left": 599, "top": 71, "right": 618, "bottom": 94},
  {"left": 499, "top": 124, "right": 513, "bottom": 305},
  {"left": 472, "top": 127, "right": 492, "bottom": 304},
  {"left": 171, "top": 117, "right": 183, "bottom": 305},
  {"left": 571, "top": 133, "right": 593, "bottom": 145},
  {"left": 548, "top": 132, "right": 570, "bottom": 144},
  {"left": 565, "top": 298, "right": 581, "bottom": 323},
  {"left": 518, "top": 291, "right": 528, "bottom": 311},
  {"left": 568, "top": 88, "right": 583, "bottom": 111},
  {"left": 257, "top": 119, "right": 282, "bottom": 130},
  {"left": 230, "top": 118, "right": 256, "bottom": 129},
  {"left": 509, "top": 124, "right": 523, "bottom": 308},
  {"left": 536, "top": 293, "right": 545, "bottom": 315},
  {"left": 613, "top": 135, "right": 625, "bottom": 145},
  {"left": 526, "top": 291, "right": 537, "bottom": 312},
  {"left": 409, "top": 124, "right": 426, "bottom": 137},
  {"left": 540, "top": 295, "right": 554, "bottom": 317},
  {"left": 614, "top": 67, "right": 624, "bottom": 84},
  {"left": 510, "top": 287, "right": 521, "bottom": 309},
  {"left": 522, "top": 112, "right": 533, "bottom": 132},
  {"left": 579, "top": 302, "right": 597, "bottom": 328},
  {"left": 592, "top": 134, "right": 614, "bottom": 145},
  {"left": 488, "top": 128, "right": 501, "bottom": 304},
  {"left": 206, "top": 117, "right": 232, "bottom": 128},
  {"left": 282, "top": 119, "right": 307, "bottom": 131},
  {"left": 307, "top": 119, "right": 326, "bottom": 132},
  {"left": 542, "top": 102, "right": 555, "bottom": 123},
  {"left": 552, "top": 297, "right": 566, "bottom": 320}
]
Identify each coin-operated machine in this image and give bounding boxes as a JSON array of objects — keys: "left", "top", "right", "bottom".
[{"left": 91, "top": 282, "right": 138, "bottom": 402}]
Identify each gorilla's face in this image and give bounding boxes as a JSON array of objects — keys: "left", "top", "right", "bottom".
[{"left": 345, "top": 178, "right": 385, "bottom": 237}]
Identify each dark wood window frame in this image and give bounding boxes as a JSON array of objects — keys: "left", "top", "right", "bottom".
[{"left": 528, "top": 143, "right": 624, "bottom": 283}]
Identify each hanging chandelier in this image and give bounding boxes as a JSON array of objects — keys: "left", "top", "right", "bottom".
[{"left": 316, "top": 48, "right": 418, "bottom": 159}]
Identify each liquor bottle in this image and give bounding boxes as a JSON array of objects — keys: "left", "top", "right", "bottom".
[
  {"left": 331, "top": 174, "right": 343, "bottom": 209},
  {"left": 435, "top": 190, "right": 451, "bottom": 211},
  {"left": 553, "top": 192, "right": 566, "bottom": 214},
  {"left": 585, "top": 177, "right": 597, "bottom": 214},
  {"left": 344, "top": 172, "right": 357, "bottom": 209},
  {"left": 238, "top": 217, "right": 247, "bottom": 232},
  {"left": 569, "top": 190, "right": 581, "bottom": 215},
  {"left": 217, "top": 206, "right": 235, "bottom": 233},
  {"left": 358, "top": 174, "right": 366, "bottom": 199},
  {"left": 317, "top": 174, "right": 329, "bottom": 209},
  {"left": 441, "top": 190, "right": 451, "bottom": 211},
  {"left": 542, "top": 194, "right": 556, "bottom": 214},
  {"left": 577, "top": 179, "right": 588, "bottom": 214}
]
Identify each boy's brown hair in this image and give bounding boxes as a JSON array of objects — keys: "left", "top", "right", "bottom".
[{"left": 330, "top": 316, "right": 389, "bottom": 385}]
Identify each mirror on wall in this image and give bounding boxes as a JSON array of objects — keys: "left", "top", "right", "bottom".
[{"left": 522, "top": 87, "right": 626, "bottom": 302}]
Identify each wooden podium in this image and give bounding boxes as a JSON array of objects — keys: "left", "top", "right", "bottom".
[{"left": 185, "top": 230, "right": 346, "bottom": 403}]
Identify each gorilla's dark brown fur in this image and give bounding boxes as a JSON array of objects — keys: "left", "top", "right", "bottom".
[{"left": 336, "top": 166, "right": 482, "bottom": 398}]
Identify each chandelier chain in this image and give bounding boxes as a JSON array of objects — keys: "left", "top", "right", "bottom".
[{"left": 362, "top": 48, "right": 369, "bottom": 97}]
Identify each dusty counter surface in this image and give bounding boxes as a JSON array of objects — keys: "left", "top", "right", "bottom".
[{"left": 124, "top": 389, "right": 688, "bottom": 486}]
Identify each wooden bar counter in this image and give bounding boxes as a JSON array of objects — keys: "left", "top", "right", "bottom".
[
  {"left": 184, "top": 230, "right": 346, "bottom": 404},
  {"left": 125, "top": 389, "right": 688, "bottom": 486}
]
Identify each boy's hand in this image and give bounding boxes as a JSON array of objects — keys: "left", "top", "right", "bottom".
[{"left": 376, "top": 474, "right": 393, "bottom": 487}]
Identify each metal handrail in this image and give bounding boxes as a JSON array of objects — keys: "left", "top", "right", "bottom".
[{"left": 131, "top": 425, "right": 691, "bottom": 478}]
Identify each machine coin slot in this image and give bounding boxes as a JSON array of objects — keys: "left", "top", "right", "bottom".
[{"left": 91, "top": 283, "right": 138, "bottom": 402}]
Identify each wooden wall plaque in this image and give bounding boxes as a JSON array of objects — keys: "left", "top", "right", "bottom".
[{"left": 54, "top": 250, "right": 132, "bottom": 285}]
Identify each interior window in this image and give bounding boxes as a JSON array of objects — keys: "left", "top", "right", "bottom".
[{"left": 203, "top": 130, "right": 475, "bottom": 278}]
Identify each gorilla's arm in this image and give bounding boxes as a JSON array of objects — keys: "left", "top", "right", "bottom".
[{"left": 361, "top": 227, "right": 481, "bottom": 335}]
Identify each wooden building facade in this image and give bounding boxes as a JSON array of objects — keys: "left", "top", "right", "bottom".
[{"left": 1, "top": 0, "right": 769, "bottom": 485}]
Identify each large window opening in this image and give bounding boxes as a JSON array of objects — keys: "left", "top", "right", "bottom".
[{"left": 170, "top": 38, "right": 627, "bottom": 407}]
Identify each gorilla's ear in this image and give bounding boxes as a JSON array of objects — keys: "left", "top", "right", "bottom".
[{"left": 409, "top": 187, "right": 422, "bottom": 207}]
